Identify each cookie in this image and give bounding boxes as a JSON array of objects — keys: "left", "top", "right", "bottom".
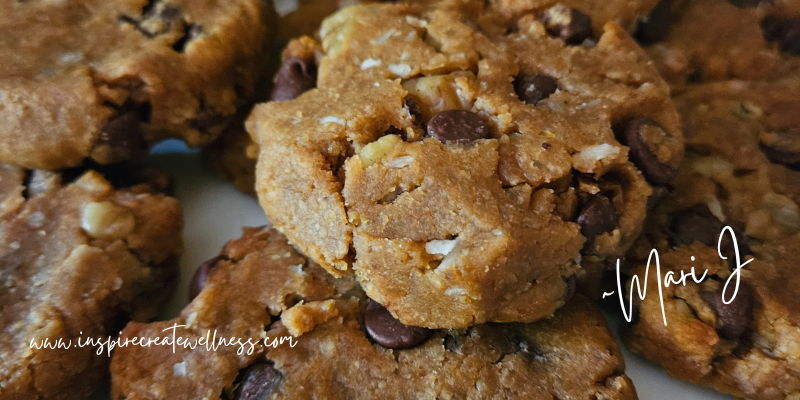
[
  {"left": 0, "top": 0, "right": 274, "bottom": 170},
  {"left": 0, "top": 164, "right": 183, "bottom": 400},
  {"left": 635, "top": 0, "right": 800, "bottom": 87},
  {"left": 111, "top": 226, "right": 638, "bottom": 400},
  {"left": 621, "top": 81, "right": 800, "bottom": 399},
  {"left": 247, "top": 0, "right": 681, "bottom": 327},
  {"left": 491, "top": 0, "right": 662, "bottom": 34}
]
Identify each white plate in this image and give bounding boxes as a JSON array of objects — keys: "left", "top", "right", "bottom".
[{"left": 89, "top": 141, "right": 734, "bottom": 399}]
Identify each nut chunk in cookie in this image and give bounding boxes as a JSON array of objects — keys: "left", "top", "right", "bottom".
[
  {"left": 623, "top": 81, "right": 800, "bottom": 399},
  {"left": 247, "top": 0, "right": 682, "bottom": 327},
  {"left": 111, "top": 226, "right": 638, "bottom": 400},
  {"left": 0, "top": 0, "right": 273, "bottom": 170},
  {"left": 0, "top": 164, "right": 183, "bottom": 400}
]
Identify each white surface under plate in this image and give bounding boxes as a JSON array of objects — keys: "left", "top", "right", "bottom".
[{"left": 89, "top": 142, "right": 735, "bottom": 399}]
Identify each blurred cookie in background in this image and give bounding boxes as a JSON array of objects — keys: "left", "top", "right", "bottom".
[
  {"left": 622, "top": 80, "right": 800, "bottom": 399},
  {"left": 634, "top": 0, "right": 800, "bottom": 88},
  {"left": 0, "top": 164, "right": 183, "bottom": 400},
  {"left": 0, "top": 0, "right": 275, "bottom": 170}
]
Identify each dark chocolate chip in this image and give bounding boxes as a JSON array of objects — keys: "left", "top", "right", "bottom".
[
  {"left": 727, "top": 0, "right": 767, "bottom": 7},
  {"left": 405, "top": 97, "right": 423, "bottom": 126},
  {"left": 270, "top": 57, "right": 317, "bottom": 101},
  {"left": 762, "top": 16, "right": 800, "bottom": 55},
  {"left": 700, "top": 281, "right": 755, "bottom": 340},
  {"left": 541, "top": 4, "right": 594, "bottom": 45},
  {"left": 576, "top": 194, "right": 619, "bottom": 241},
  {"left": 426, "top": 109, "right": 491, "bottom": 143},
  {"left": 759, "top": 142, "right": 800, "bottom": 170},
  {"left": 669, "top": 204, "right": 724, "bottom": 248},
  {"left": 614, "top": 117, "right": 680, "bottom": 185},
  {"left": 232, "top": 362, "right": 282, "bottom": 400},
  {"left": 514, "top": 74, "right": 559, "bottom": 105},
  {"left": 365, "top": 300, "right": 432, "bottom": 349},
  {"left": 563, "top": 275, "right": 577, "bottom": 303},
  {"left": 634, "top": 0, "right": 674, "bottom": 45},
  {"left": 97, "top": 111, "right": 148, "bottom": 163},
  {"left": 189, "top": 255, "right": 227, "bottom": 300}
]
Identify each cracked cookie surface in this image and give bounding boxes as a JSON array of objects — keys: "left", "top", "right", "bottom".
[
  {"left": 0, "top": 0, "right": 273, "bottom": 170},
  {"left": 111, "top": 226, "right": 637, "bottom": 400},
  {"left": 622, "top": 81, "right": 800, "bottom": 399},
  {"left": 0, "top": 164, "right": 183, "bottom": 400},
  {"left": 635, "top": 0, "right": 800, "bottom": 88},
  {"left": 248, "top": 0, "right": 681, "bottom": 327}
]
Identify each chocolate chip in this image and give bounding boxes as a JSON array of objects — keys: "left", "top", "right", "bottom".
[
  {"left": 365, "top": 300, "right": 432, "bottom": 349},
  {"left": 232, "top": 362, "right": 282, "bottom": 400},
  {"left": 727, "top": 0, "right": 766, "bottom": 7},
  {"left": 614, "top": 117, "right": 680, "bottom": 185},
  {"left": 700, "top": 281, "right": 754, "bottom": 340},
  {"left": 634, "top": 0, "right": 674, "bottom": 45},
  {"left": 762, "top": 16, "right": 800, "bottom": 55},
  {"left": 514, "top": 74, "right": 559, "bottom": 105},
  {"left": 576, "top": 194, "right": 618, "bottom": 241},
  {"left": 759, "top": 142, "right": 800, "bottom": 170},
  {"left": 563, "top": 275, "right": 577, "bottom": 303},
  {"left": 270, "top": 57, "right": 316, "bottom": 101},
  {"left": 541, "top": 4, "right": 594, "bottom": 45},
  {"left": 426, "top": 109, "right": 491, "bottom": 143},
  {"left": 189, "top": 255, "right": 227, "bottom": 300},
  {"left": 96, "top": 111, "right": 148, "bottom": 163},
  {"left": 669, "top": 204, "right": 724, "bottom": 248}
]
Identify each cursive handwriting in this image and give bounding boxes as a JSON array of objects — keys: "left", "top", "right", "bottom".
[{"left": 603, "top": 226, "right": 753, "bottom": 326}]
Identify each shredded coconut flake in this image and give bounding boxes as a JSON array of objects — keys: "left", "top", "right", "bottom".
[
  {"left": 318, "top": 116, "right": 345, "bottom": 125},
  {"left": 374, "top": 29, "right": 398, "bottom": 45},
  {"left": 386, "top": 156, "right": 414, "bottom": 168},
  {"left": 173, "top": 362, "right": 187, "bottom": 377},
  {"left": 426, "top": 239, "right": 457, "bottom": 256},
  {"left": 388, "top": 64, "right": 412, "bottom": 78},
  {"left": 577, "top": 144, "right": 620, "bottom": 161},
  {"left": 360, "top": 58, "right": 381, "bottom": 70}
]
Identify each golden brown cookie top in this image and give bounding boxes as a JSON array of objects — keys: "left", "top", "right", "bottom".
[
  {"left": 0, "top": 0, "right": 272, "bottom": 170},
  {"left": 111, "top": 226, "right": 637, "bottom": 400},
  {"left": 0, "top": 164, "right": 183, "bottom": 399}
]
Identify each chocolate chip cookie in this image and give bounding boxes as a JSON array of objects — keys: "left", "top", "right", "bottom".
[
  {"left": 247, "top": 0, "right": 682, "bottom": 327},
  {"left": 621, "top": 81, "right": 800, "bottom": 399},
  {"left": 111, "top": 226, "right": 638, "bottom": 399},
  {"left": 0, "top": 0, "right": 274, "bottom": 170},
  {"left": 0, "top": 164, "right": 183, "bottom": 400},
  {"left": 634, "top": 0, "right": 800, "bottom": 87},
  {"left": 491, "top": 0, "right": 662, "bottom": 34}
]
